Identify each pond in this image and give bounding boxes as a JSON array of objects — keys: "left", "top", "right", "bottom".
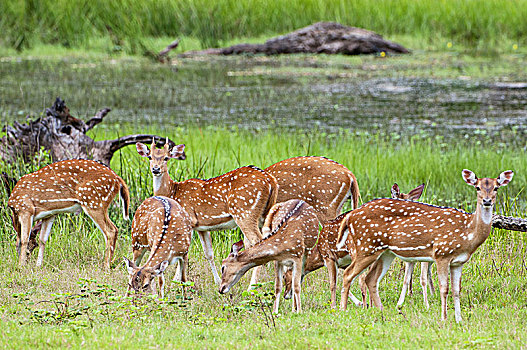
[{"left": 1, "top": 54, "right": 526, "bottom": 145}]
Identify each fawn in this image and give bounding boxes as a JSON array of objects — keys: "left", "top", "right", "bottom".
[{"left": 219, "top": 199, "right": 319, "bottom": 313}]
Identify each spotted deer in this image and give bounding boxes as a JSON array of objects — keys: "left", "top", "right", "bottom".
[
  {"left": 136, "top": 141, "right": 278, "bottom": 286},
  {"left": 219, "top": 199, "right": 319, "bottom": 313},
  {"left": 264, "top": 156, "right": 360, "bottom": 223},
  {"left": 7, "top": 159, "right": 130, "bottom": 269},
  {"left": 124, "top": 196, "right": 193, "bottom": 298},
  {"left": 282, "top": 183, "right": 425, "bottom": 309},
  {"left": 337, "top": 170, "right": 514, "bottom": 322}
]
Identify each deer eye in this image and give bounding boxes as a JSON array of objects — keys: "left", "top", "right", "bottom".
[
  {"left": 221, "top": 266, "right": 225, "bottom": 274},
  {"left": 164, "top": 157, "right": 169, "bottom": 161},
  {"left": 494, "top": 187, "right": 498, "bottom": 192},
  {"left": 475, "top": 186, "right": 481, "bottom": 191},
  {"left": 143, "top": 283, "right": 149, "bottom": 290},
  {"left": 147, "top": 156, "right": 152, "bottom": 160}
]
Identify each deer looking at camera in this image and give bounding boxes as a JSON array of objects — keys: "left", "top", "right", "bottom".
[
  {"left": 337, "top": 170, "right": 513, "bottom": 322},
  {"left": 219, "top": 199, "right": 319, "bottom": 313},
  {"left": 136, "top": 141, "right": 278, "bottom": 287},
  {"left": 283, "top": 183, "right": 425, "bottom": 309},
  {"left": 7, "top": 159, "right": 130, "bottom": 269},
  {"left": 264, "top": 156, "right": 360, "bottom": 223},
  {"left": 124, "top": 196, "right": 193, "bottom": 298}
]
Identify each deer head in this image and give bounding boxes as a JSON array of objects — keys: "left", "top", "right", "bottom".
[
  {"left": 391, "top": 183, "right": 425, "bottom": 201},
  {"left": 463, "top": 169, "right": 513, "bottom": 208},
  {"left": 124, "top": 257, "right": 169, "bottom": 295},
  {"left": 136, "top": 140, "right": 186, "bottom": 177},
  {"left": 218, "top": 240, "right": 247, "bottom": 294}
]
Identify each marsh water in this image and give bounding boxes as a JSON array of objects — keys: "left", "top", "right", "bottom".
[{"left": 1, "top": 55, "right": 526, "bottom": 143}]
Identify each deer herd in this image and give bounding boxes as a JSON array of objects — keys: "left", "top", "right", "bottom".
[{"left": 6, "top": 139, "right": 514, "bottom": 323}]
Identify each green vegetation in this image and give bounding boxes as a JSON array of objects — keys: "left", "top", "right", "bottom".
[
  {"left": 1, "top": 0, "right": 526, "bottom": 54},
  {"left": 1, "top": 127, "right": 526, "bottom": 348}
]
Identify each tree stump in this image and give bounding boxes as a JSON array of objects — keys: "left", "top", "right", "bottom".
[
  {"left": 180, "top": 22, "right": 409, "bottom": 57},
  {"left": 0, "top": 97, "right": 181, "bottom": 166}
]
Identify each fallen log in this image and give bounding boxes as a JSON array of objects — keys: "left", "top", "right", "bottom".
[
  {"left": 180, "top": 22, "right": 409, "bottom": 57},
  {"left": 0, "top": 97, "right": 180, "bottom": 166}
]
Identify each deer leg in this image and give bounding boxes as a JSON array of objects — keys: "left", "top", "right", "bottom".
[
  {"left": 292, "top": 260, "right": 302, "bottom": 313},
  {"left": 427, "top": 262, "right": 436, "bottom": 295},
  {"left": 282, "top": 268, "right": 293, "bottom": 300},
  {"left": 158, "top": 274, "right": 165, "bottom": 298},
  {"left": 133, "top": 248, "right": 148, "bottom": 266},
  {"left": 419, "top": 262, "right": 430, "bottom": 309},
  {"left": 397, "top": 262, "right": 416, "bottom": 308},
  {"left": 340, "top": 254, "right": 379, "bottom": 311},
  {"left": 235, "top": 219, "right": 264, "bottom": 290},
  {"left": 17, "top": 213, "right": 33, "bottom": 266},
  {"left": 326, "top": 258, "right": 339, "bottom": 309},
  {"left": 36, "top": 217, "right": 55, "bottom": 267},
  {"left": 273, "top": 261, "right": 284, "bottom": 314},
  {"left": 83, "top": 208, "right": 117, "bottom": 269},
  {"left": 358, "top": 271, "right": 369, "bottom": 308},
  {"left": 450, "top": 264, "right": 463, "bottom": 323},
  {"left": 197, "top": 231, "right": 221, "bottom": 285},
  {"left": 436, "top": 259, "right": 450, "bottom": 321},
  {"left": 366, "top": 251, "right": 395, "bottom": 310}
]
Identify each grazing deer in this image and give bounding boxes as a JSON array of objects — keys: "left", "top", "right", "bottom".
[
  {"left": 124, "top": 196, "right": 193, "bottom": 298},
  {"left": 7, "top": 159, "right": 130, "bottom": 269},
  {"left": 337, "top": 170, "right": 514, "bottom": 322},
  {"left": 219, "top": 199, "right": 319, "bottom": 313},
  {"left": 264, "top": 156, "right": 360, "bottom": 223},
  {"left": 282, "top": 183, "right": 425, "bottom": 309},
  {"left": 136, "top": 141, "right": 278, "bottom": 286}
]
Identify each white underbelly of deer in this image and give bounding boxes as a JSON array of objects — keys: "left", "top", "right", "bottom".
[
  {"left": 195, "top": 219, "right": 237, "bottom": 231},
  {"left": 390, "top": 252, "right": 435, "bottom": 263},
  {"left": 34, "top": 203, "right": 82, "bottom": 221}
]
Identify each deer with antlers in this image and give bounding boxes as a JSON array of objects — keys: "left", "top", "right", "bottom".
[
  {"left": 7, "top": 159, "right": 130, "bottom": 268},
  {"left": 264, "top": 156, "right": 360, "bottom": 223},
  {"left": 136, "top": 141, "right": 278, "bottom": 286},
  {"left": 219, "top": 199, "right": 319, "bottom": 313},
  {"left": 282, "top": 183, "right": 426, "bottom": 309},
  {"left": 337, "top": 170, "right": 514, "bottom": 322},
  {"left": 124, "top": 196, "right": 193, "bottom": 298}
]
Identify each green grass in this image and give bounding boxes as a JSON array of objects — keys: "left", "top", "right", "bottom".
[
  {"left": 1, "top": 128, "right": 526, "bottom": 348},
  {"left": 1, "top": 0, "right": 527, "bottom": 53}
]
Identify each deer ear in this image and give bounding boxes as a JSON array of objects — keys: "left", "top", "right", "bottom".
[
  {"left": 391, "top": 183, "right": 400, "bottom": 198},
  {"left": 462, "top": 169, "right": 478, "bottom": 186},
  {"left": 170, "top": 144, "right": 186, "bottom": 160},
  {"left": 231, "top": 240, "right": 244, "bottom": 257},
  {"left": 407, "top": 184, "right": 425, "bottom": 201},
  {"left": 153, "top": 260, "right": 169, "bottom": 276},
  {"left": 497, "top": 170, "right": 514, "bottom": 187},
  {"left": 123, "top": 257, "right": 137, "bottom": 275},
  {"left": 136, "top": 143, "right": 150, "bottom": 158}
]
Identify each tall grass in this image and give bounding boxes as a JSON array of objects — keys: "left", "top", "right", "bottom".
[{"left": 1, "top": 0, "right": 526, "bottom": 52}]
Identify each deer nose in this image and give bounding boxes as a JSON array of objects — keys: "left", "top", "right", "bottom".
[
  {"left": 152, "top": 167, "right": 161, "bottom": 175},
  {"left": 219, "top": 285, "right": 228, "bottom": 294},
  {"left": 482, "top": 198, "right": 493, "bottom": 207}
]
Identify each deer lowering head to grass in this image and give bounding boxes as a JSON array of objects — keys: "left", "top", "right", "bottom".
[
  {"left": 124, "top": 196, "right": 193, "bottom": 298},
  {"left": 136, "top": 141, "right": 278, "bottom": 287},
  {"left": 7, "top": 159, "right": 130, "bottom": 269},
  {"left": 264, "top": 156, "right": 360, "bottom": 223},
  {"left": 282, "top": 183, "right": 425, "bottom": 309},
  {"left": 219, "top": 199, "right": 319, "bottom": 313},
  {"left": 337, "top": 170, "right": 513, "bottom": 322}
]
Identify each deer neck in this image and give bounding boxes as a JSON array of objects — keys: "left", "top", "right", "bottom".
[
  {"left": 470, "top": 202, "right": 493, "bottom": 244},
  {"left": 239, "top": 243, "right": 278, "bottom": 268},
  {"left": 153, "top": 171, "right": 176, "bottom": 197}
]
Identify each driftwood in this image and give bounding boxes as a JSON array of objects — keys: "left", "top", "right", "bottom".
[
  {"left": 0, "top": 97, "right": 179, "bottom": 166},
  {"left": 158, "top": 39, "right": 180, "bottom": 63},
  {"left": 180, "top": 22, "right": 409, "bottom": 57},
  {"left": 492, "top": 214, "right": 527, "bottom": 232}
]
